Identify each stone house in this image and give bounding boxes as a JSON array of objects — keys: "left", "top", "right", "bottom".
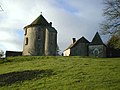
[
  {"left": 63, "top": 32, "right": 106, "bottom": 57},
  {"left": 23, "top": 14, "right": 57, "bottom": 56},
  {"left": 63, "top": 37, "right": 90, "bottom": 56}
]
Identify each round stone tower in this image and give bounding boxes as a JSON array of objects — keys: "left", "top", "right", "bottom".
[{"left": 23, "top": 14, "right": 57, "bottom": 56}]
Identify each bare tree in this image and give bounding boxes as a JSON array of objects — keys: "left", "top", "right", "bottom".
[
  {"left": 0, "top": 5, "right": 3, "bottom": 11},
  {"left": 56, "top": 45, "right": 61, "bottom": 56},
  {"left": 101, "top": 0, "right": 120, "bottom": 35},
  {"left": 0, "top": 50, "right": 4, "bottom": 58}
]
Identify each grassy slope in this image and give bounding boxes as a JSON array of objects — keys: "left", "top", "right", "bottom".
[{"left": 0, "top": 56, "right": 120, "bottom": 90}]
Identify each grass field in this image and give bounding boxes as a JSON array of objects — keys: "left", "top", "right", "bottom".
[{"left": 0, "top": 56, "right": 120, "bottom": 90}]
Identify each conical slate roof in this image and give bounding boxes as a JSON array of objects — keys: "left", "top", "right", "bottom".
[
  {"left": 31, "top": 14, "right": 49, "bottom": 26},
  {"left": 24, "top": 14, "right": 49, "bottom": 28},
  {"left": 91, "top": 32, "right": 103, "bottom": 45}
]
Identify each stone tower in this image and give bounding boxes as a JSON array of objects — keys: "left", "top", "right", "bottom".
[{"left": 23, "top": 14, "right": 57, "bottom": 56}]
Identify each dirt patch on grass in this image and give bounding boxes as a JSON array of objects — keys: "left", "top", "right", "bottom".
[{"left": 0, "top": 69, "right": 55, "bottom": 86}]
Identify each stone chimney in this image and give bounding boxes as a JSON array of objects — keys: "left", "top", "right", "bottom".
[
  {"left": 72, "top": 38, "right": 76, "bottom": 43},
  {"left": 49, "top": 22, "right": 52, "bottom": 27}
]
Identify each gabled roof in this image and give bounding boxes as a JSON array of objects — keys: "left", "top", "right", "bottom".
[
  {"left": 91, "top": 32, "right": 104, "bottom": 45},
  {"left": 24, "top": 14, "right": 49, "bottom": 28},
  {"left": 78, "top": 36, "right": 90, "bottom": 43},
  {"left": 65, "top": 36, "right": 90, "bottom": 51}
]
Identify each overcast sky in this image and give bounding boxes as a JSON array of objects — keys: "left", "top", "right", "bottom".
[{"left": 0, "top": 0, "right": 105, "bottom": 52}]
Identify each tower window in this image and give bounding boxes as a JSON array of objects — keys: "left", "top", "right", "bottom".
[
  {"left": 25, "top": 29, "right": 27, "bottom": 35},
  {"left": 38, "top": 36, "right": 41, "bottom": 41},
  {"left": 25, "top": 38, "right": 28, "bottom": 45}
]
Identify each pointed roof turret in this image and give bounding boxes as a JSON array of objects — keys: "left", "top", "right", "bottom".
[
  {"left": 31, "top": 14, "right": 49, "bottom": 26},
  {"left": 91, "top": 32, "right": 104, "bottom": 45},
  {"left": 24, "top": 14, "right": 49, "bottom": 28}
]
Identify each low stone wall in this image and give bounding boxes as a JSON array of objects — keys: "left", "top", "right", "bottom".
[
  {"left": 6, "top": 51, "right": 22, "bottom": 57},
  {"left": 107, "top": 48, "right": 120, "bottom": 57}
]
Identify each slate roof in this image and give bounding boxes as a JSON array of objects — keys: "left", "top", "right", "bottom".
[
  {"left": 24, "top": 14, "right": 49, "bottom": 28},
  {"left": 78, "top": 37, "right": 90, "bottom": 43},
  {"left": 31, "top": 14, "right": 49, "bottom": 25},
  {"left": 65, "top": 37, "right": 90, "bottom": 50},
  {"left": 90, "top": 32, "right": 104, "bottom": 45}
]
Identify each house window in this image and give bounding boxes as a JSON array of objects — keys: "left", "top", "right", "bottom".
[
  {"left": 25, "top": 29, "right": 27, "bottom": 35},
  {"left": 25, "top": 38, "right": 28, "bottom": 45}
]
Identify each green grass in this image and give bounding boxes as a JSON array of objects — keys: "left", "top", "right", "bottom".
[{"left": 0, "top": 56, "right": 120, "bottom": 90}]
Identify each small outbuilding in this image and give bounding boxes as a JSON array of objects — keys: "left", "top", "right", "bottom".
[
  {"left": 63, "top": 37, "right": 90, "bottom": 56},
  {"left": 63, "top": 32, "right": 107, "bottom": 57},
  {"left": 6, "top": 51, "right": 22, "bottom": 57}
]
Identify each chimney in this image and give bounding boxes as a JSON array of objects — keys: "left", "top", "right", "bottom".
[
  {"left": 72, "top": 38, "right": 76, "bottom": 43},
  {"left": 49, "top": 22, "right": 52, "bottom": 27}
]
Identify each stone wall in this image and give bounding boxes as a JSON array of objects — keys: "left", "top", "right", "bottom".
[
  {"left": 107, "top": 48, "right": 120, "bottom": 57},
  {"left": 23, "top": 26, "right": 57, "bottom": 56},
  {"left": 35, "top": 26, "right": 45, "bottom": 55},
  {"left": 6, "top": 51, "right": 22, "bottom": 57},
  {"left": 45, "top": 27, "right": 57, "bottom": 56},
  {"left": 89, "top": 45, "right": 106, "bottom": 57},
  {"left": 23, "top": 26, "right": 45, "bottom": 56},
  {"left": 70, "top": 43, "right": 89, "bottom": 56}
]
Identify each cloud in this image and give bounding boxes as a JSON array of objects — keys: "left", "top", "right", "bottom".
[{"left": 0, "top": 0, "right": 104, "bottom": 52}]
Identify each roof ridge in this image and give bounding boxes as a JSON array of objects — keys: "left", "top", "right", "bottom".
[
  {"left": 78, "top": 36, "right": 90, "bottom": 43},
  {"left": 64, "top": 36, "right": 89, "bottom": 51}
]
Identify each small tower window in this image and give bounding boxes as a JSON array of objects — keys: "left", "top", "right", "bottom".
[
  {"left": 25, "top": 29, "right": 27, "bottom": 35},
  {"left": 38, "top": 36, "right": 41, "bottom": 41},
  {"left": 25, "top": 38, "right": 28, "bottom": 45}
]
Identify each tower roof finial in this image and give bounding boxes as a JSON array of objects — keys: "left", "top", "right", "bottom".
[{"left": 40, "top": 12, "right": 42, "bottom": 15}]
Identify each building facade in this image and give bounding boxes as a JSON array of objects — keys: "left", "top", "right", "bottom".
[
  {"left": 63, "top": 37, "right": 90, "bottom": 56},
  {"left": 89, "top": 32, "right": 106, "bottom": 57},
  {"left": 23, "top": 14, "right": 57, "bottom": 56},
  {"left": 63, "top": 32, "right": 106, "bottom": 57}
]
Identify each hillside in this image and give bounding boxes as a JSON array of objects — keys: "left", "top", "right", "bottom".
[{"left": 0, "top": 56, "right": 120, "bottom": 90}]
